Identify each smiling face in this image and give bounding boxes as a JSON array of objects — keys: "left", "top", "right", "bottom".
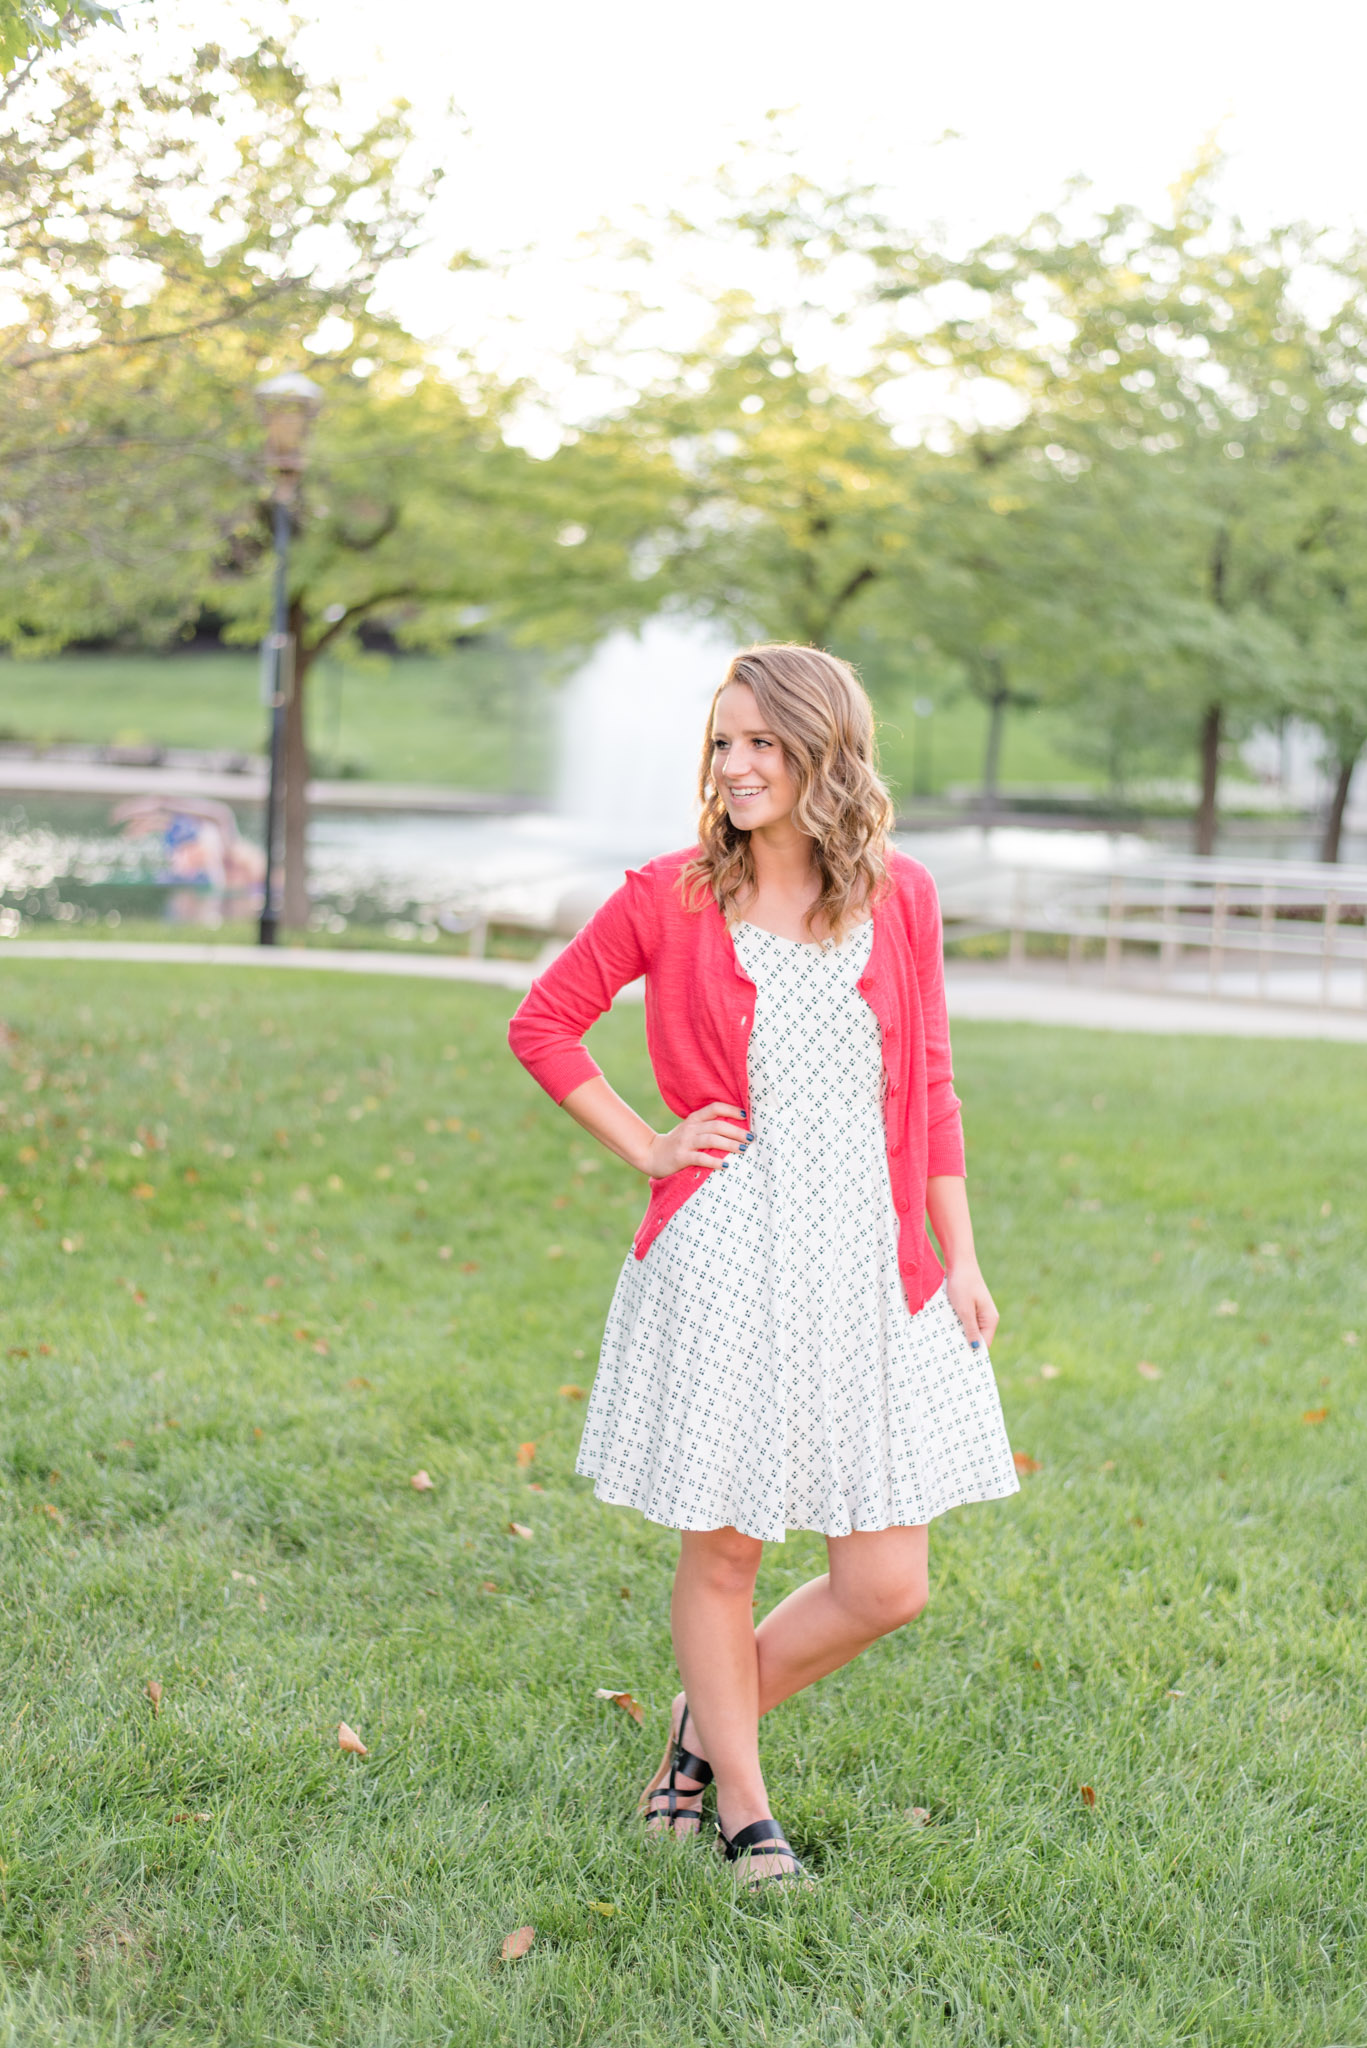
[{"left": 710, "top": 682, "right": 801, "bottom": 835}]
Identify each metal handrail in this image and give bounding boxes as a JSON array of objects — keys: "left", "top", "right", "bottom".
[{"left": 960, "top": 855, "right": 1367, "bottom": 1008}]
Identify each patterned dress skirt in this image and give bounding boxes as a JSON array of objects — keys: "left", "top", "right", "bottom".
[{"left": 577, "top": 919, "right": 1021, "bottom": 1541}]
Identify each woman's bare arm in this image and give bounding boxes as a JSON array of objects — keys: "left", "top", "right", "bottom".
[
  {"left": 562, "top": 1076, "right": 748, "bottom": 1180},
  {"left": 926, "top": 1174, "right": 999, "bottom": 1349}
]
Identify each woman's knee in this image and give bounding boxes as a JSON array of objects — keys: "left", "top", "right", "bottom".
[
  {"left": 835, "top": 1569, "right": 929, "bottom": 1636},
  {"left": 679, "top": 1526, "right": 763, "bottom": 1597}
]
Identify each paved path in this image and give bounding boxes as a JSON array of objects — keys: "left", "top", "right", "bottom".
[
  {"left": 0, "top": 939, "right": 537, "bottom": 991},
  {"left": 5, "top": 940, "right": 1367, "bottom": 1041},
  {"left": 0, "top": 758, "right": 536, "bottom": 814},
  {"left": 943, "top": 965, "right": 1367, "bottom": 1043}
]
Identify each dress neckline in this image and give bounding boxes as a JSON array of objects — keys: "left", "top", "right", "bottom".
[{"left": 734, "top": 917, "right": 873, "bottom": 953}]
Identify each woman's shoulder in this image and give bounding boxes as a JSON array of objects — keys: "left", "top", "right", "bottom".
[
  {"left": 882, "top": 845, "right": 938, "bottom": 903},
  {"left": 634, "top": 844, "right": 701, "bottom": 882},
  {"left": 624, "top": 845, "right": 704, "bottom": 911}
]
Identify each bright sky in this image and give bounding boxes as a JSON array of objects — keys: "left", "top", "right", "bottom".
[{"left": 286, "top": 0, "right": 1367, "bottom": 389}]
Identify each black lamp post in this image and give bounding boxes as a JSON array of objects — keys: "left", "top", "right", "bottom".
[{"left": 255, "top": 370, "right": 323, "bottom": 946}]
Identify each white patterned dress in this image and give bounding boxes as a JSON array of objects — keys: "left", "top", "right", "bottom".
[{"left": 577, "top": 919, "right": 1020, "bottom": 1542}]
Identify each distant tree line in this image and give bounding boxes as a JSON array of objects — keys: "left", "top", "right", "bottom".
[{"left": 3, "top": 5, "right": 1366, "bottom": 926}]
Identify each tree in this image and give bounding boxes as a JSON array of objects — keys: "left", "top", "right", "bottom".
[
  {"left": 865, "top": 161, "right": 1367, "bottom": 850},
  {"left": 620, "top": 305, "right": 922, "bottom": 651},
  {"left": 1272, "top": 435, "right": 1367, "bottom": 859},
  {"left": 0, "top": 12, "right": 687, "bottom": 924},
  {"left": 0, "top": 0, "right": 115, "bottom": 79}
]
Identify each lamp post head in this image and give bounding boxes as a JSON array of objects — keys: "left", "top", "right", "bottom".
[{"left": 255, "top": 371, "right": 324, "bottom": 502}]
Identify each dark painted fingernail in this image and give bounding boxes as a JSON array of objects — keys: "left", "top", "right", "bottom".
[{"left": 970, "top": 1340, "right": 982, "bottom": 1349}]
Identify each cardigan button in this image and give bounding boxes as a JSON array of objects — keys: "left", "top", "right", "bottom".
[
  {"left": 899, "top": 1258, "right": 914, "bottom": 1276},
  {"left": 888, "top": 1140, "right": 902, "bottom": 1158},
  {"left": 895, "top": 1193, "right": 910, "bottom": 1213}
]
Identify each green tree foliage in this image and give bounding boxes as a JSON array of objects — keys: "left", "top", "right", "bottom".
[
  {"left": 0, "top": 15, "right": 683, "bottom": 921},
  {"left": 868, "top": 163, "right": 1367, "bottom": 848},
  {"left": 0, "top": 0, "right": 115, "bottom": 78}
]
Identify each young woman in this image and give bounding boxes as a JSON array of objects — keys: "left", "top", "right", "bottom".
[{"left": 509, "top": 643, "right": 1018, "bottom": 1885}]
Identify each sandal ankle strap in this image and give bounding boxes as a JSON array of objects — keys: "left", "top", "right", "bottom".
[{"left": 719, "top": 1817, "right": 797, "bottom": 1862}]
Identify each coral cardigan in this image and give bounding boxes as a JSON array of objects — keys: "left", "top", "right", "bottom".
[{"left": 507, "top": 845, "right": 966, "bottom": 1317}]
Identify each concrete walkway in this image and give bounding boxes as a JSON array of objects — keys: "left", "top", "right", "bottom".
[
  {"left": 0, "top": 939, "right": 537, "bottom": 992},
  {"left": 5, "top": 939, "right": 1367, "bottom": 1040},
  {"left": 943, "top": 964, "right": 1367, "bottom": 1043},
  {"left": 0, "top": 757, "right": 535, "bottom": 814}
]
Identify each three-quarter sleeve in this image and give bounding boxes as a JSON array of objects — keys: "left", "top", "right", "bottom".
[
  {"left": 913, "top": 867, "right": 966, "bottom": 1177},
  {"left": 507, "top": 868, "right": 656, "bottom": 1104}
]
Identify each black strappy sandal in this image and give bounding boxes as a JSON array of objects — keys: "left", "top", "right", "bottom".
[
  {"left": 717, "top": 1816, "right": 810, "bottom": 1886},
  {"left": 638, "top": 1702, "right": 714, "bottom": 1837}
]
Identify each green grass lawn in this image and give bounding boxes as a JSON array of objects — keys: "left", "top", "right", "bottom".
[
  {"left": 1, "top": 963, "right": 1364, "bottom": 2047},
  {"left": 0, "top": 649, "right": 556, "bottom": 795},
  {"left": 0, "top": 651, "right": 1092, "bottom": 802}
]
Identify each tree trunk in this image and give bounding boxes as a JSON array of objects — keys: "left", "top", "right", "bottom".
[
  {"left": 1194, "top": 701, "right": 1222, "bottom": 857},
  {"left": 1319, "top": 747, "right": 1360, "bottom": 865},
  {"left": 981, "top": 688, "right": 1008, "bottom": 814},
  {"left": 282, "top": 618, "right": 311, "bottom": 932}
]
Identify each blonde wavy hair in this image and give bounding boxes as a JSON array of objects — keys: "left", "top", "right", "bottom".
[{"left": 681, "top": 643, "right": 894, "bottom": 938}]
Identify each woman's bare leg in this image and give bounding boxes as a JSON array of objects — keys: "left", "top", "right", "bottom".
[
  {"left": 669, "top": 1527, "right": 794, "bottom": 1865},
  {"left": 753, "top": 1525, "right": 929, "bottom": 1714},
  {"left": 667, "top": 1524, "right": 927, "bottom": 1871}
]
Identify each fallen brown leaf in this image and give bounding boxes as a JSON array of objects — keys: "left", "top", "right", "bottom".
[
  {"left": 515, "top": 1442, "right": 536, "bottom": 1467},
  {"left": 500, "top": 1925, "right": 535, "bottom": 1962},
  {"left": 1012, "top": 1451, "right": 1041, "bottom": 1475},
  {"left": 1080, "top": 1784, "right": 1096, "bottom": 1808},
  {"left": 528, "top": 1482, "right": 546, "bottom": 1493},
  {"left": 1136, "top": 1360, "right": 1163, "bottom": 1380},
  {"left": 345, "top": 1375, "right": 371, "bottom": 1390},
  {"left": 145, "top": 1680, "right": 162, "bottom": 1716},
  {"left": 131, "top": 1183, "right": 156, "bottom": 1201},
  {"left": 545, "top": 1244, "right": 564, "bottom": 1259},
  {"left": 459, "top": 1260, "right": 479, "bottom": 1274},
  {"left": 1301, "top": 1407, "right": 1329, "bottom": 1425},
  {"left": 906, "top": 1806, "right": 931, "bottom": 1826},
  {"left": 594, "top": 1686, "right": 644, "bottom": 1725},
  {"left": 410, "top": 1470, "right": 435, "bottom": 1491},
  {"left": 338, "top": 1722, "right": 368, "bottom": 1756},
  {"left": 558, "top": 1384, "right": 586, "bottom": 1400},
  {"left": 508, "top": 1521, "right": 533, "bottom": 1540},
  {"left": 172, "top": 1811, "right": 212, "bottom": 1824}
]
